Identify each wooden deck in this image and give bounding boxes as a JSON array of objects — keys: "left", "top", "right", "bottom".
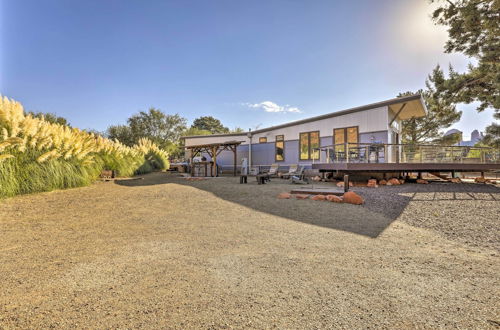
[
  {"left": 312, "top": 162, "right": 500, "bottom": 172},
  {"left": 290, "top": 187, "right": 344, "bottom": 195}
]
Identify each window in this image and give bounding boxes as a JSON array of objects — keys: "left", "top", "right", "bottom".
[
  {"left": 299, "top": 131, "right": 320, "bottom": 160},
  {"left": 275, "top": 135, "right": 284, "bottom": 161},
  {"left": 334, "top": 126, "right": 358, "bottom": 153},
  {"left": 259, "top": 137, "right": 267, "bottom": 143}
]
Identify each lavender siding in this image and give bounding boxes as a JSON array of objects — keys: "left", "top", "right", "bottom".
[{"left": 197, "top": 130, "right": 389, "bottom": 167}]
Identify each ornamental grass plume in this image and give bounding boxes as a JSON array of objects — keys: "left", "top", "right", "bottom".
[{"left": 0, "top": 95, "right": 169, "bottom": 197}]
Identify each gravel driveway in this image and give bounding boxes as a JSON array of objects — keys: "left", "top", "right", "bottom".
[{"left": 0, "top": 172, "right": 498, "bottom": 328}]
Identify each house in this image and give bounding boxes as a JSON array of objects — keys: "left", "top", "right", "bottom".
[{"left": 183, "top": 94, "right": 427, "bottom": 171}]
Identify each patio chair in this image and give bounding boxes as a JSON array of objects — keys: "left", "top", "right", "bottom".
[
  {"left": 281, "top": 164, "right": 298, "bottom": 179},
  {"left": 290, "top": 166, "right": 307, "bottom": 183},
  {"left": 266, "top": 163, "right": 279, "bottom": 177}
]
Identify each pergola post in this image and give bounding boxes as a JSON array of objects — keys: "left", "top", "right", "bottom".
[
  {"left": 232, "top": 145, "right": 237, "bottom": 176},
  {"left": 190, "top": 148, "right": 196, "bottom": 176},
  {"left": 211, "top": 146, "right": 217, "bottom": 177}
]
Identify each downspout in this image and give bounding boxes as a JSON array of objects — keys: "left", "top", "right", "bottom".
[{"left": 247, "top": 129, "right": 253, "bottom": 170}]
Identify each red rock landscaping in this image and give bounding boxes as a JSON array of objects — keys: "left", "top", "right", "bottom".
[
  {"left": 336, "top": 181, "right": 353, "bottom": 187},
  {"left": 311, "top": 195, "right": 326, "bottom": 201},
  {"left": 326, "top": 195, "right": 343, "bottom": 203},
  {"left": 342, "top": 191, "right": 364, "bottom": 205},
  {"left": 277, "top": 192, "right": 292, "bottom": 199},
  {"left": 386, "top": 178, "right": 401, "bottom": 185}
]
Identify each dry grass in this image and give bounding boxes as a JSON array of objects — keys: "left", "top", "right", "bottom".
[{"left": 0, "top": 172, "right": 498, "bottom": 328}]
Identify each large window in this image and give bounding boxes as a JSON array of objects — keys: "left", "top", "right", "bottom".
[
  {"left": 334, "top": 126, "right": 358, "bottom": 153},
  {"left": 275, "top": 135, "right": 284, "bottom": 161},
  {"left": 299, "top": 131, "right": 320, "bottom": 160}
]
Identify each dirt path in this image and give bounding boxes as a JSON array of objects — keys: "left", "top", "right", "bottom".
[{"left": 0, "top": 172, "right": 498, "bottom": 328}]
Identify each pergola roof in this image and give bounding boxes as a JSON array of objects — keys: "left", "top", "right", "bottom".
[{"left": 184, "top": 141, "right": 244, "bottom": 150}]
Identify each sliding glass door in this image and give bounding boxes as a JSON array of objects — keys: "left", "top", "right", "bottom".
[{"left": 334, "top": 127, "right": 358, "bottom": 160}]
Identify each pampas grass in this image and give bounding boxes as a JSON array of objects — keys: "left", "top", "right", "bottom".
[{"left": 0, "top": 95, "right": 169, "bottom": 198}]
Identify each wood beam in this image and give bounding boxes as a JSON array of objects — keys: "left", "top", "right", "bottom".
[{"left": 389, "top": 103, "right": 407, "bottom": 126}]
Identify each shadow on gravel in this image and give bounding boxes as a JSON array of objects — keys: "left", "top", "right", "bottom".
[{"left": 115, "top": 173, "right": 499, "bottom": 238}]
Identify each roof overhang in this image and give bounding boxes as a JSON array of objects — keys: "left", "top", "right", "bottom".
[{"left": 388, "top": 95, "right": 427, "bottom": 120}]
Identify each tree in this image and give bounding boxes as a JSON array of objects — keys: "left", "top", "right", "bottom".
[
  {"left": 399, "top": 66, "right": 462, "bottom": 144},
  {"left": 127, "top": 108, "right": 187, "bottom": 149},
  {"left": 191, "top": 116, "right": 229, "bottom": 134},
  {"left": 106, "top": 125, "right": 135, "bottom": 145},
  {"left": 481, "top": 123, "right": 500, "bottom": 148},
  {"left": 106, "top": 107, "right": 188, "bottom": 157},
  {"left": 182, "top": 127, "right": 212, "bottom": 137},
  {"left": 27, "top": 111, "right": 71, "bottom": 127},
  {"left": 430, "top": 0, "right": 499, "bottom": 146},
  {"left": 231, "top": 127, "right": 245, "bottom": 133},
  {"left": 83, "top": 128, "right": 104, "bottom": 137}
]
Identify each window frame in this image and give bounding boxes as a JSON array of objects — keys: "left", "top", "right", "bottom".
[
  {"left": 299, "top": 131, "right": 320, "bottom": 161},
  {"left": 333, "top": 126, "right": 359, "bottom": 154},
  {"left": 275, "top": 135, "right": 285, "bottom": 162},
  {"left": 259, "top": 137, "right": 267, "bottom": 143}
]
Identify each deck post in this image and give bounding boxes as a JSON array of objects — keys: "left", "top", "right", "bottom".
[{"left": 343, "top": 174, "right": 349, "bottom": 193}]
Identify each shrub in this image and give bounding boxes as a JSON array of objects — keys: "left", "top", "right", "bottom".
[{"left": 0, "top": 95, "right": 169, "bottom": 198}]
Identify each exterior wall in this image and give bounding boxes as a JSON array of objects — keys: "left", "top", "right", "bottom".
[
  {"left": 250, "top": 106, "right": 388, "bottom": 142},
  {"left": 183, "top": 106, "right": 392, "bottom": 167}
]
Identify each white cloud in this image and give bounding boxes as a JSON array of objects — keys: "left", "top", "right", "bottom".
[{"left": 242, "top": 101, "right": 302, "bottom": 113}]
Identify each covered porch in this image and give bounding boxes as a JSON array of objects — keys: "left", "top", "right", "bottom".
[{"left": 185, "top": 141, "right": 244, "bottom": 177}]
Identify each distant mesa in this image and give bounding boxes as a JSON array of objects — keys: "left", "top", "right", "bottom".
[{"left": 444, "top": 129, "right": 484, "bottom": 146}]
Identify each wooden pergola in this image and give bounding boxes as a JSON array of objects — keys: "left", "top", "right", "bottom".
[{"left": 185, "top": 141, "right": 244, "bottom": 177}]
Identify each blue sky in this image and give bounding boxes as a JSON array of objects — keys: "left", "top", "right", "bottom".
[{"left": 1, "top": 0, "right": 495, "bottom": 139}]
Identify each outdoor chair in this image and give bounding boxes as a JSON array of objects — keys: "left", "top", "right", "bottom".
[
  {"left": 281, "top": 164, "right": 298, "bottom": 179},
  {"left": 288, "top": 166, "right": 305, "bottom": 182},
  {"left": 290, "top": 166, "right": 310, "bottom": 184},
  {"left": 266, "top": 163, "right": 279, "bottom": 177}
]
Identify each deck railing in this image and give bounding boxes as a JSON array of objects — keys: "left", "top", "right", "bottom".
[{"left": 312, "top": 143, "right": 500, "bottom": 164}]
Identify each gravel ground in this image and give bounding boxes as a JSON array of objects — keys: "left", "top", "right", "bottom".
[{"left": 0, "top": 172, "right": 499, "bottom": 328}]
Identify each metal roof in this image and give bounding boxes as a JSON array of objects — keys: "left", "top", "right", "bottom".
[{"left": 183, "top": 94, "right": 425, "bottom": 139}]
